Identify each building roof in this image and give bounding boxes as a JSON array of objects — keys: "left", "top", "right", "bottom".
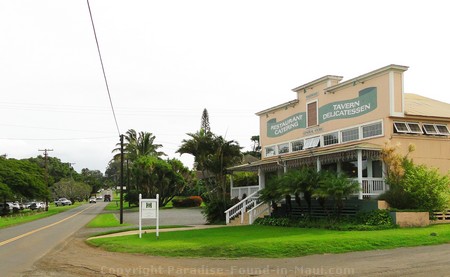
[
  {"left": 405, "top": 93, "right": 450, "bottom": 119},
  {"left": 229, "top": 142, "right": 382, "bottom": 172}
]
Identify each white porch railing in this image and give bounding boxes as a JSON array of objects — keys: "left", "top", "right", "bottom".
[
  {"left": 354, "top": 177, "right": 387, "bottom": 197},
  {"left": 225, "top": 190, "right": 260, "bottom": 224},
  {"left": 230, "top": 185, "right": 259, "bottom": 200}
]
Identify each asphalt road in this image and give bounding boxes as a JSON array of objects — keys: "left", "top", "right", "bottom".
[{"left": 0, "top": 202, "right": 107, "bottom": 277}]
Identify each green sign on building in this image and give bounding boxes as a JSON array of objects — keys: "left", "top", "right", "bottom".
[
  {"left": 267, "top": 112, "right": 306, "bottom": 137},
  {"left": 319, "top": 87, "right": 377, "bottom": 124}
]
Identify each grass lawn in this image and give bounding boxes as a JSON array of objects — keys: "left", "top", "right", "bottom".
[
  {"left": 0, "top": 202, "right": 83, "bottom": 229},
  {"left": 104, "top": 200, "right": 139, "bottom": 212},
  {"left": 86, "top": 213, "right": 131, "bottom": 228},
  {"left": 87, "top": 224, "right": 450, "bottom": 258}
]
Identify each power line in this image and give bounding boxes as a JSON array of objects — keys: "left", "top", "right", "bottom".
[{"left": 86, "top": 0, "right": 121, "bottom": 137}]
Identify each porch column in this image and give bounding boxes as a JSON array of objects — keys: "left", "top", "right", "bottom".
[
  {"left": 230, "top": 174, "right": 234, "bottom": 198},
  {"left": 258, "top": 168, "right": 265, "bottom": 190},
  {"left": 316, "top": 157, "right": 321, "bottom": 172},
  {"left": 357, "top": 149, "right": 363, "bottom": 200}
]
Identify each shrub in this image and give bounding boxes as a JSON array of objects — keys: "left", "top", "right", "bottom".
[
  {"left": 172, "top": 196, "right": 203, "bottom": 207},
  {"left": 202, "top": 197, "right": 236, "bottom": 224},
  {"left": 356, "top": 209, "right": 393, "bottom": 226},
  {"left": 253, "top": 215, "right": 396, "bottom": 231}
]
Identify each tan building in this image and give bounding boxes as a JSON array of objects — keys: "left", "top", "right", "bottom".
[{"left": 227, "top": 65, "right": 450, "bottom": 223}]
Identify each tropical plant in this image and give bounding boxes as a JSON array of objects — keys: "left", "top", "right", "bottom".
[
  {"left": 131, "top": 156, "right": 186, "bottom": 207},
  {"left": 316, "top": 173, "right": 360, "bottom": 216},
  {"left": 259, "top": 176, "right": 284, "bottom": 212},
  {"left": 380, "top": 143, "right": 450, "bottom": 211}
]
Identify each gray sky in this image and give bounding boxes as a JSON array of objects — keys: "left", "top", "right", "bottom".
[{"left": 1, "top": 0, "right": 449, "bottom": 173}]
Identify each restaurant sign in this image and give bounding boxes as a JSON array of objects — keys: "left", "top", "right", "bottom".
[
  {"left": 319, "top": 87, "right": 377, "bottom": 123},
  {"left": 267, "top": 112, "right": 306, "bottom": 137}
]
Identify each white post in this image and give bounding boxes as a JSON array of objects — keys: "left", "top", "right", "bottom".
[
  {"left": 357, "top": 150, "right": 363, "bottom": 200},
  {"left": 156, "top": 193, "right": 159, "bottom": 239},
  {"left": 316, "top": 157, "right": 321, "bottom": 172},
  {"left": 258, "top": 168, "right": 265, "bottom": 190},
  {"left": 139, "top": 193, "right": 142, "bottom": 238},
  {"left": 230, "top": 175, "right": 234, "bottom": 199}
]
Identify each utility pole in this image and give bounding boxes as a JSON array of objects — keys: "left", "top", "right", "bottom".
[
  {"left": 39, "top": 149, "right": 54, "bottom": 211},
  {"left": 120, "top": 134, "right": 124, "bottom": 224},
  {"left": 67, "top": 162, "right": 76, "bottom": 179}
]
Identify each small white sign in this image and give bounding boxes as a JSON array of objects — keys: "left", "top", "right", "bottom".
[
  {"left": 141, "top": 201, "right": 157, "bottom": 219},
  {"left": 138, "top": 193, "right": 159, "bottom": 239}
]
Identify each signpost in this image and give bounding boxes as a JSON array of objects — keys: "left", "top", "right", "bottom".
[{"left": 139, "top": 194, "right": 159, "bottom": 239}]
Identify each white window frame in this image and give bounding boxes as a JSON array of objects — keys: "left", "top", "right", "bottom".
[
  {"left": 341, "top": 127, "right": 360, "bottom": 142},
  {"left": 435, "top": 124, "right": 450, "bottom": 135},
  {"left": 423, "top": 124, "right": 438, "bottom": 135},
  {"left": 362, "top": 121, "right": 383, "bottom": 139},
  {"left": 323, "top": 132, "right": 339, "bottom": 146},
  {"left": 394, "top": 122, "right": 423, "bottom": 134},
  {"left": 265, "top": 146, "right": 276, "bottom": 157},
  {"left": 304, "top": 136, "right": 320, "bottom": 149},
  {"left": 277, "top": 143, "right": 289, "bottom": 154},
  {"left": 291, "top": 139, "right": 304, "bottom": 152},
  {"left": 406, "top": 122, "right": 423, "bottom": 134}
]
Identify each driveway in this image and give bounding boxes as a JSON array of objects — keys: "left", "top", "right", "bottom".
[{"left": 119, "top": 207, "right": 207, "bottom": 226}]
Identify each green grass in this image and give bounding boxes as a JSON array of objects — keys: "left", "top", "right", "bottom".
[
  {"left": 0, "top": 202, "right": 83, "bottom": 229},
  {"left": 104, "top": 200, "right": 139, "bottom": 212},
  {"left": 86, "top": 213, "right": 130, "bottom": 228},
  {"left": 87, "top": 224, "right": 450, "bottom": 258},
  {"left": 90, "top": 225, "right": 191, "bottom": 237}
]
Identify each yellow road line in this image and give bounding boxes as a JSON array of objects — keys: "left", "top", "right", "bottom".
[{"left": 0, "top": 205, "right": 95, "bottom": 247}]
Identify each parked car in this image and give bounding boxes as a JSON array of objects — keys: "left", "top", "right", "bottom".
[
  {"left": 8, "top": 202, "right": 20, "bottom": 212},
  {"left": 96, "top": 195, "right": 103, "bottom": 201},
  {"left": 29, "top": 202, "right": 45, "bottom": 210},
  {"left": 89, "top": 197, "right": 96, "bottom": 203},
  {"left": 54, "top": 198, "right": 72, "bottom": 206},
  {"left": 0, "top": 202, "right": 13, "bottom": 213}
]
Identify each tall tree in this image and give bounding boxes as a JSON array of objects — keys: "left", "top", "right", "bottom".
[{"left": 200, "top": 108, "right": 211, "bottom": 133}]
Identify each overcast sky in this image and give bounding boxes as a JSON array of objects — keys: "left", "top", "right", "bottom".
[{"left": 1, "top": 0, "right": 449, "bottom": 173}]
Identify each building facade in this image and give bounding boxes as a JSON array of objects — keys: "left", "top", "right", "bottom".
[{"left": 230, "top": 64, "right": 450, "bottom": 200}]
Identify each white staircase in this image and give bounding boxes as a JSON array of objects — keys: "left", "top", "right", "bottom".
[{"left": 225, "top": 190, "right": 271, "bottom": 225}]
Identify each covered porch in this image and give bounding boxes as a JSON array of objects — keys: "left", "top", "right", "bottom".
[{"left": 230, "top": 142, "right": 387, "bottom": 200}]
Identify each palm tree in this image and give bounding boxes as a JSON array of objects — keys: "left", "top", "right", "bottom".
[
  {"left": 177, "top": 131, "right": 242, "bottom": 201},
  {"left": 112, "top": 129, "right": 165, "bottom": 162},
  {"left": 176, "top": 129, "right": 215, "bottom": 171},
  {"left": 316, "top": 173, "right": 360, "bottom": 216},
  {"left": 282, "top": 167, "right": 322, "bottom": 216}
]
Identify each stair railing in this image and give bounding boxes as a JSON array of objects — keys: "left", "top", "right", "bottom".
[{"left": 225, "top": 190, "right": 259, "bottom": 224}]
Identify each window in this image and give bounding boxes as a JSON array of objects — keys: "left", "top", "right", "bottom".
[
  {"left": 323, "top": 132, "right": 339, "bottom": 146},
  {"left": 423, "top": 124, "right": 450, "bottom": 135},
  {"left": 423, "top": 124, "right": 438, "bottom": 135},
  {"left": 362, "top": 122, "right": 382, "bottom": 138},
  {"left": 304, "top": 137, "right": 320, "bottom": 149},
  {"left": 407, "top": 123, "right": 422, "bottom": 134},
  {"left": 291, "top": 140, "right": 304, "bottom": 152},
  {"left": 307, "top": 101, "right": 318, "bottom": 127},
  {"left": 341, "top": 127, "right": 359, "bottom": 142},
  {"left": 394, "top": 122, "right": 422, "bottom": 134},
  {"left": 277, "top": 143, "right": 289, "bottom": 154},
  {"left": 265, "top": 146, "right": 276, "bottom": 157},
  {"left": 393, "top": 122, "right": 408, "bottom": 133},
  {"left": 436, "top": 124, "right": 450, "bottom": 135}
]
